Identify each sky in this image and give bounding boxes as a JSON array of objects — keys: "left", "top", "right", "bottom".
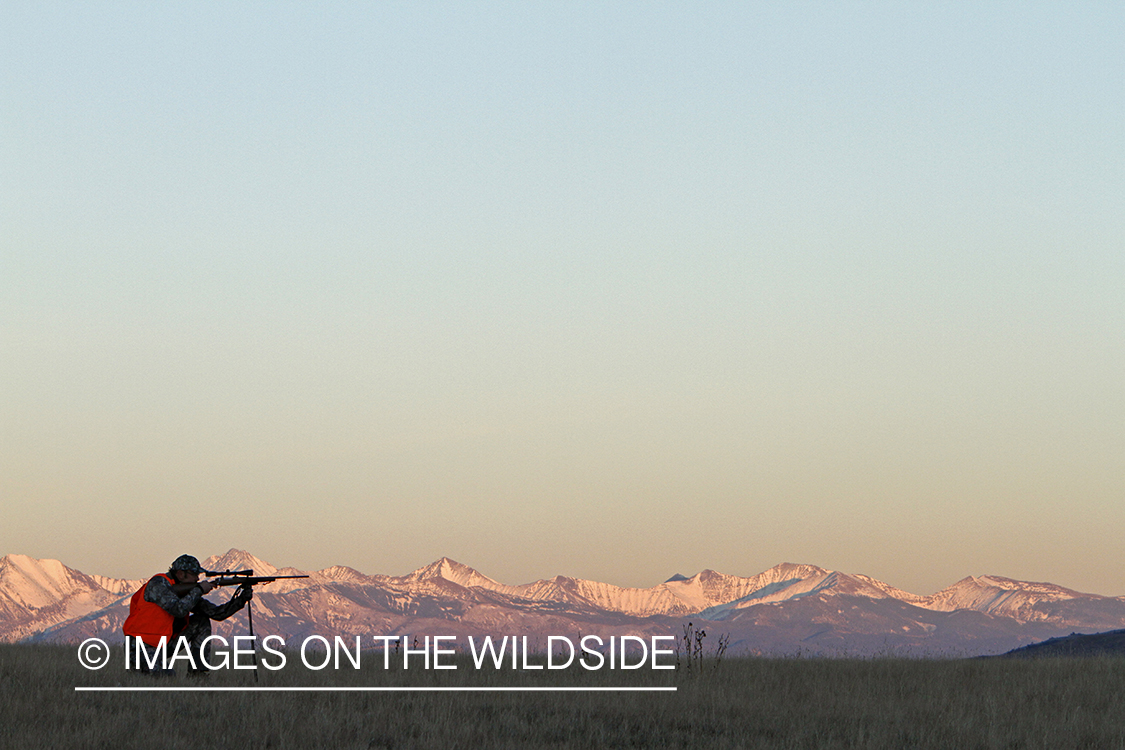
[{"left": 2, "top": 3, "right": 1122, "bottom": 596}]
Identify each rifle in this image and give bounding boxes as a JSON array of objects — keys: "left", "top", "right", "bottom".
[
  {"left": 195, "top": 568, "right": 311, "bottom": 683},
  {"left": 169, "top": 569, "right": 309, "bottom": 596},
  {"left": 207, "top": 573, "right": 311, "bottom": 588}
]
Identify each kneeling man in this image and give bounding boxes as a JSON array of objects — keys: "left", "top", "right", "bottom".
[{"left": 123, "top": 554, "right": 252, "bottom": 675}]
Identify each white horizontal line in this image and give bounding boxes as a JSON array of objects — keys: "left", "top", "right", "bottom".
[{"left": 75, "top": 686, "right": 677, "bottom": 692}]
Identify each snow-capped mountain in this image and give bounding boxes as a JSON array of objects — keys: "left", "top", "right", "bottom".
[
  {"left": 369, "top": 559, "right": 919, "bottom": 619},
  {"left": 387, "top": 557, "right": 505, "bottom": 590},
  {"left": 7, "top": 550, "right": 1125, "bottom": 656},
  {"left": 919, "top": 575, "right": 1125, "bottom": 628},
  {"left": 0, "top": 554, "right": 143, "bottom": 642},
  {"left": 202, "top": 549, "right": 280, "bottom": 577}
]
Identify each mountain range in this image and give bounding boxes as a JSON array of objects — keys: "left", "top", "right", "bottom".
[{"left": 4, "top": 550, "right": 1124, "bottom": 657}]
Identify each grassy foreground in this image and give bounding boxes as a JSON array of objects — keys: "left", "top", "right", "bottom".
[{"left": 3, "top": 643, "right": 1124, "bottom": 749}]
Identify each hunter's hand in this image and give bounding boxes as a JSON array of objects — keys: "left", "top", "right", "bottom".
[
  {"left": 237, "top": 585, "right": 253, "bottom": 603},
  {"left": 199, "top": 580, "right": 215, "bottom": 594}
]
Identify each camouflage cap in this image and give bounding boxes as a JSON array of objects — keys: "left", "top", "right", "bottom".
[{"left": 170, "top": 554, "right": 203, "bottom": 574}]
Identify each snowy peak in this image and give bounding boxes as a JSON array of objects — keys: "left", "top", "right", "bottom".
[
  {"left": 89, "top": 575, "right": 145, "bottom": 596},
  {"left": 662, "top": 563, "right": 836, "bottom": 612},
  {"left": 763, "top": 562, "right": 833, "bottom": 582},
  {"left": 920, "top": 574, "right": 1100, "bottom": 622},
  {"left": 851, "top": 573, "right": 925, "bottom": 604},
  {"left": 197, "top": 550, "right": 321, "bottom": 593},
  {"left": 0, "top": 554, "right": 95, "bottom": 610},
  {"left": 202, "top": 549, "right": 279, "bottom": 577},
  {"left": 311, "top": 565, "right": 371, "bottom": 585},
  {"left": 401, "top": 557, "right": 501, "bottom": 590},
  {"left": 506, "top": 574, "right": 691, "bottom": 617},
  {"left": 0, "top": 554, "right": 132, "bottom": 642},
  {"left": 968, "top": 575, "right": 1081, "bottom": 597},
  {"left": 682, "top": 563, "right": 929, "bottom": 620},
  {"left": 931, "top": 575, "right": 1083, "bottom": 604},
  {"left": 740, "top": 564, "right": 922, "bottom": 603}
]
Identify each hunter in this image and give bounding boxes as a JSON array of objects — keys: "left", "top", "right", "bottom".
[{"left": 123, "top": 554, "right": 252, "bottom": 675}]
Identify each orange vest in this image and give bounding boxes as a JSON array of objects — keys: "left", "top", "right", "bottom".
[{"left": 123, "top": 574, "right": 183, "bottom": 648}]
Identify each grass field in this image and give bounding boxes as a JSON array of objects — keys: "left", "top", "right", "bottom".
[{"left": 3, "top": 642, "right": 1124, "bottom": 748}]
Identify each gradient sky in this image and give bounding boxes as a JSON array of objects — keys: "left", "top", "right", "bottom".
[{"left": 2, "top": 3, "right": 1122, "bottom": 596}]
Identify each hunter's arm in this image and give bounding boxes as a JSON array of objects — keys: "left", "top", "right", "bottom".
[
  {"left": 193, "top": 587, "right": 251, "bottom": 622},
  {"left": 143, "top": 575, "right": 203, "bottom": 618}
]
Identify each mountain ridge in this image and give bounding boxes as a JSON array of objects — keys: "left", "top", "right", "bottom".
[{"left": 6, "top": 550, "right": 1125, "bottom": 656}]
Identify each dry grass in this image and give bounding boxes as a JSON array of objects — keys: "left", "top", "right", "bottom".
[{"left": 3, "top": 642, "right": 1125, "bottom": 749}]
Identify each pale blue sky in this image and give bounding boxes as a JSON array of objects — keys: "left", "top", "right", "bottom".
[{"left": 2, "top": 3, "right": 1122, "bottom": 594}]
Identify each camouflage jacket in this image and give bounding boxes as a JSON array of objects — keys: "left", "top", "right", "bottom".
[{"left": 143, "top": 575, "right": 249, "bottom": 623}]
